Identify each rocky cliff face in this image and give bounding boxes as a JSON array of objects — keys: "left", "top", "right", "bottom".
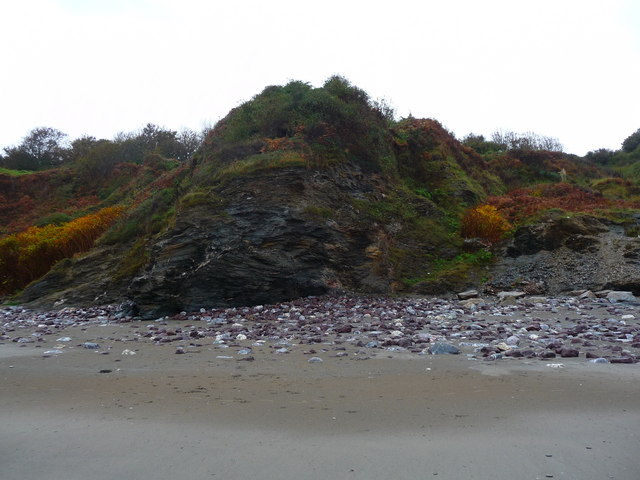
[
  {"left": 489, "top": 214, "right": 640, "bottom": 295},
  {"left": 18, "top": 160, "right": 446, "bottom": 318},
  {"left": 125, "top": 164, "right": 396, "bottom": 317}
]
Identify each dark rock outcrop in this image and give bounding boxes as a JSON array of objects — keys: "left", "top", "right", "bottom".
[
  {"left": 491, "top": 214, "right": 640, "bottom": 295},
  {"left": 126, "top": 165, "right": 392, "bottom": 317}
]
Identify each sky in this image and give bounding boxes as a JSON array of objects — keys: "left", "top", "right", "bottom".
[{"left": 1, "top": 0, "right": 639, "bottom": 156}]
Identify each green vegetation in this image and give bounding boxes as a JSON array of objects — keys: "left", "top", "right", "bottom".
[
  {"left": 200, "top": 76, "right": 395, "bottom": 177},
  {"left": 403, "top": 250, "right": 494, "bottom": 292},
  {"left": 0, "top": 167, "right": 32, "bottom": 176},
  {"left": 113, "top": 238, "right": 149, "bottom": 280}
]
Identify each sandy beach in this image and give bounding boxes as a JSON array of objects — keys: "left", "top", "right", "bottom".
[{"left": 1, "top": 297, "right": 639, "bottom": 479}]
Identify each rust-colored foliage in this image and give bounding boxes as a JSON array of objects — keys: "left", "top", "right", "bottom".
[
  {"left": 0, "top": 206, "right": 125, "bottom": 294},
  {"left": 461, "top": 204, "right": 512, "bottom": 243},
  {"left": 261, "top": 137, "right": 297, "bottom": 152},
  {"left": 486, "top": 183, "right": 628, "bottom": 223}
]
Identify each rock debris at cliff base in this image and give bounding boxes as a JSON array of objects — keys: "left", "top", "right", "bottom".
[{"left": 1, "top": 293, "right": 639, "bottom": 365}]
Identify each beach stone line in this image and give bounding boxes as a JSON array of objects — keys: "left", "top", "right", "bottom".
[{"left": 1, "top": 293, "right": 639, "bottom": 365}]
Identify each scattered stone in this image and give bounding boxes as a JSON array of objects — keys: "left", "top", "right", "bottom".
[
  {"left": 589, "top": 358, "right": 609, "bottom": 363},
  {"left": 527, "top": 296, "right": 548, "bottom": 304},
  {"left": 99, "top": 369, "right": 113, "bottom": 374},
  {"left": 457, "top": 290, "right": 479, "bottom": 300},
  {"left": 175, "top": 346, "right": 185, "bottom": 354},
  {"left": 578, "top": 291, "right": 596, "bottom": 300},
  {"left": 121, "top": 349, "right": 136, "bottom": 355},
  {"left": 460, "top": 298, "right": 486, "bottom": 308},
  {"left": 308, "top": 357, "right": 324, "bottom": 363},
  {"left": 504, "top": 349, "right": 523, "bottom": 357},
  {"left": 42, "top": 349, "right": 63, "bottom": 357},
  {"left": 497, "top": 291, "right": 526, "bottom": 300},
  {"left": 560, "top": 348, "right": 579, "bottom": 358},
  {"left": 505, "top": 335, "right": 520, "bottom": 346},
  {"left": 609, "top": 357, "right": 635, "bottom": 364},
  {"left": 57, "top": 337, "right": 72, "bottom": 342},
  {"left": 606, "top": 291, "right": 637, "bottom": 303},
  {"left": 428, "top": 342, "right": 460, "bottom": 355},
  {"left": 83, "top": 342, "right": 100, "bottom": 349}
]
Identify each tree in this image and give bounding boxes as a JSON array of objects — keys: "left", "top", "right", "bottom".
[
  {"left": 75, "top": 140, "right": 120, "bottom": 181},
  {"left": 462, "top": 133, "right": 504, "bottom": 154},
  {"left": 491, "top": 129, "right": 563, "bottom": 152},
  {"left": 585, "top": 148, "right": 614, "bottom": 165},
  {"left": 65, "top": 135, "right": 102, "bottom": 163},
  {"left": 176, "top": 128, "right": 203, "bottom": 160},
  {"left": 114, "top": 124, "right": 201, "bottom": 163},
  {"left": 2, "top": 127, "right": 68, "bottom": 170},
  {"left": 622, "top": 128, "right": 640, "bottom": 153}
]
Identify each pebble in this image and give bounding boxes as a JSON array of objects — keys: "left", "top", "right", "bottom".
[
  {"left": 428, "top": 342, "right": 460, "bottom": 355},
  {"left": 308, "top": 357, "right": 324, "bottom": 363},
  {"left": 42, "top": 349, "right": 63, "bottom": 357}
]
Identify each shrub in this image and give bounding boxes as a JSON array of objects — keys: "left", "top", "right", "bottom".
[
  {"left": 487, "top": 183, "right": 625, "bottom": 223},
  {"left": 0, "top": 206, "right": 124, "bottom": 294},
  {"left": 461, "top": 204, "right": 512, "bottom": 243}
]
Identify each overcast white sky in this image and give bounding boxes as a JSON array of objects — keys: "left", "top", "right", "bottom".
[{"left": 1, "top": 0, "right": 638, "bottom": 156}]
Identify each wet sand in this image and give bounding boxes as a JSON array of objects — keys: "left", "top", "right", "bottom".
[{"left": 1, "top": 323, "right": 639, "bottom": 480}]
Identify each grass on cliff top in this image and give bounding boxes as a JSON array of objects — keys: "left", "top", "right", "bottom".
[{"left": 0, "top": 167, "right": 32, "bottom": 176}]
